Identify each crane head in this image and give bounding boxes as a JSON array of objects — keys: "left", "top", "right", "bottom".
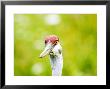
[{"left": 39, "top": 35, "right": 59, "bottom": 58}]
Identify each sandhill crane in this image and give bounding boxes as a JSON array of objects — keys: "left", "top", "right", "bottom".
[{"left": 39, "top": 35, "right": 63, "bottom": 76}]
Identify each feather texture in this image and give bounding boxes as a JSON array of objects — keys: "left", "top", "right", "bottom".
[{"left": 49, "top": 43, "right": 63, "bottom": 76}]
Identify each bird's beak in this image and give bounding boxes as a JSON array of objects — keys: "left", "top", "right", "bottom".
[{"left": 39, "top": 42, "right": 53, "bottom": 58}]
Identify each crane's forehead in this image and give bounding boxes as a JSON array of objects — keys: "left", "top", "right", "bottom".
[{"left": 45, "top": 35, "right": 59, "bottom": 43}]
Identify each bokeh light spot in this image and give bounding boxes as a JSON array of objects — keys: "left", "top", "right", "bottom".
[
  {"left": 31, "top": 63, "right": 43, "bottom": 75},
  {"left": 45, "top": 14, "right": 60, "bottom": 25}
]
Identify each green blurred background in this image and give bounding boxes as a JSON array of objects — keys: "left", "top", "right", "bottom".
[{"left": 14, "top": 14, "right": 97, "bottom": 76}]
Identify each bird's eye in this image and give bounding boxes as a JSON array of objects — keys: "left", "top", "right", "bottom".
[{"left": 55, "top": 41, "right": 57, "bottom": 44}]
